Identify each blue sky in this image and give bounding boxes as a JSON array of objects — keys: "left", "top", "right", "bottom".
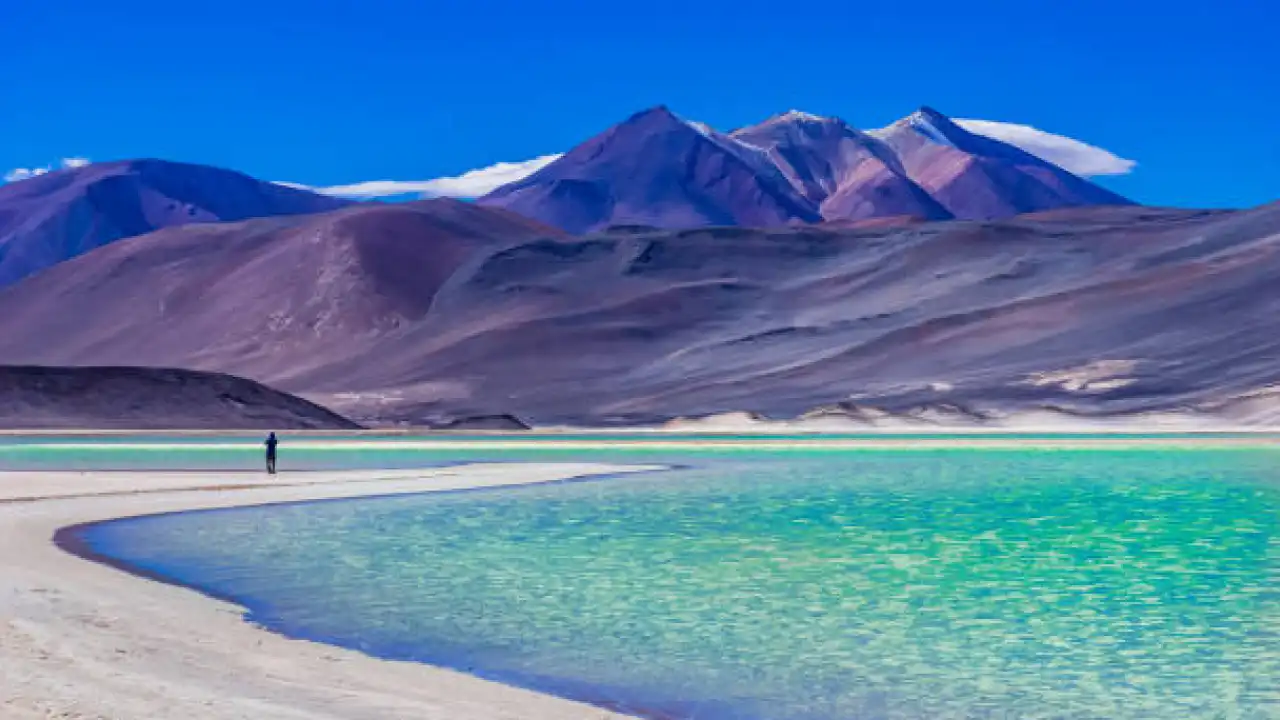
[{"left": 4, "top": 0, "right": 1276, "bottom": 208}]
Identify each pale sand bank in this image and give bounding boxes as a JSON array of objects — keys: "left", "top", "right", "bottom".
[{"left": 0, "top": 463, "right": 661, "bottom": 720}]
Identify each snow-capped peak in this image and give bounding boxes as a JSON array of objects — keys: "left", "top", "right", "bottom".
[
  {"left": 865, "top": 106, "right": 962, "bottom": 147},
  {"left": 664, "top": 113, "right": 795, "bottom": 186},
  {"left": 770, "top": 109, "right": 831, "bottom": 124},
  {"left": 687, "top": 120, "right": 718, "bottom": 138},
  {"left": 902, "top": 106, "right": 963, "bottom": 146},
  {"left": 666, "top": 110, "right": 726, "bottom": 140}
]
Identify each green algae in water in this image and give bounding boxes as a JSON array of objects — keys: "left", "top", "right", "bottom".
[{"left": 80, "top": 449, "right": 1280, "bottom": 719}]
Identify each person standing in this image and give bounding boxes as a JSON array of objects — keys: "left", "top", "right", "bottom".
[{"left": 265, "top": 432, "right": 279, "bottom": 474}]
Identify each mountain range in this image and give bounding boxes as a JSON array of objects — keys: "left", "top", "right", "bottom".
[
  {"left": 0, "top": 106, "right": 1130, "bottom": 288},
  {"left": 0, "top": 104, "right": 1273, "bottom": 428},
  {"left": 477, "top": 106, "right": 1131, "bottom": 233}
]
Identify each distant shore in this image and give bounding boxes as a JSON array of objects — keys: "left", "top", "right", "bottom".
[
  {"left": 0, "top": 463, "right": 658, "bottom": 720},
  {"left": 3, "top": 432, "right": 1279, "bottom": 454},
  {"left": 2, "top": 421, "right": 1279, "bottom": 438}
]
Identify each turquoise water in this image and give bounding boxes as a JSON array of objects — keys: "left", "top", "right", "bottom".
[{"left": 63, "top": 446, "right": 1280, "bottom": 719}]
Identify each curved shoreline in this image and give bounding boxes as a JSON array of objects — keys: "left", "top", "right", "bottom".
[
  {"left": 52, "top": 464, "right": 677, "bottom": 625},
  {"left": 0, "top": 463, "right": 662, "bottom": 720}
]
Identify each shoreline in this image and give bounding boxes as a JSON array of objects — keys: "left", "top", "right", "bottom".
[
  {"left": 5, "top": 435, "right": 1280, "bottom": 454},
  {"left": 0, "top": 463, "right": 662, "bottom": 720},
  {"left": 51, "top": 464, "right": 670, "bottom": 616}
]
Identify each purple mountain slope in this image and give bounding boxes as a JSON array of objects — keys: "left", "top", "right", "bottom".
[
  {"left": 478, "top": 106, "right": 820, "bottom": 233},
  {"left": 869, "top": 107, "right": 1134, "bottom": 219},
  {"left": 1, "top": 197, "right": 1277, "bottom": 427},
  {"left": 730, "top": 111, "right": 954, "bottom": 222},
  {"left": 0, "top": 199, "right": 566, "bottom": 395},
  {"left": 0, "top": 158, "right": 351, "bottom": 286}
]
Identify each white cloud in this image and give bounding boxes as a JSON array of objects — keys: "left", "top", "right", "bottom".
[
  {"left": 279, "top": 153, "right": 563, "bottom": 200},
  {"left": 953, "top": 119, "right": 1135, "bottom": 177},
  {"left": 277, "top": 178, "right": 444, "bottom": 198},
  {"left": 271, "top": 181, "right": 313, "bottom": 191},
  {"left": 3, "top": 168, "right": 43, "bottom": 182},
  {"left": 417, "top": 154, "right": 562, "bottom": 198},
  {"left": 3, "top": 157, "right": 94, "bottom": 183}
]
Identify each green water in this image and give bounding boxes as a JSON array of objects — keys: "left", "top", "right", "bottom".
[{"left": 74, "top": 446, "right": 1280, "bottom": 719}]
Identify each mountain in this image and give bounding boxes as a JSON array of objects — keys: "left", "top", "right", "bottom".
[
  {"left": 729, "top": 110, "right": 953, "bottom": 222},
  {"left": 0, "top": 195, "right": 1277, "bottom": 427},
  {"left": 0, "top": 198, "right": 565, "bottom": 399},
  {"left": 478, "top": 106, "right": 820, "bottom": 233},
  {"left": 479, "top": 106, "right": 1131, "bottom": 233},
  {"left": 868, "top": 107, "right": 1134, "bottom": 219},
  {"left": 0, "top": 365, "right": 359, "bottom": 430},
  {"left": 0, "top": 158, "right": 351, "bottom": 286}
]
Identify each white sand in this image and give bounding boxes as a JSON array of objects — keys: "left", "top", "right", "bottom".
[{"left": 0, "top": 463, "right": 660, "bottom": 720}]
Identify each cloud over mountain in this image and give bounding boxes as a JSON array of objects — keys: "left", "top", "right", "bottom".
[
  {"left": 3, "top": 157, "right": 92, "bottom": 183},
  {"left": 277, "top": 154, "right": 562, "bottom": 200},
  {"left": 417, "top": 154, "right": 563, "bottom": 197},
  {"left": 952, "top": 119, "right": 1135, "bottom": 177}
]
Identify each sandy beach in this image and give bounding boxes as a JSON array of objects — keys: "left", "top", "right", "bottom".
[{"left": 0, "top": 462, "right": 659, "bottom": 720}]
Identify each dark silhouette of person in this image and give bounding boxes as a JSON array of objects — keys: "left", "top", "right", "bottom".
[{"left": 265, "top": 432, "right": 278, "bottom": 474}]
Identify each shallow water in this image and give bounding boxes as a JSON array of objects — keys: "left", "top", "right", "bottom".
[{"left": 69, "top": 447, "right": 1280, "bottom": 719}]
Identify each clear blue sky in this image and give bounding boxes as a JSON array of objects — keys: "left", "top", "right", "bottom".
[{"left": 4, "top": 0, "right": 1276, "bottom": 208}]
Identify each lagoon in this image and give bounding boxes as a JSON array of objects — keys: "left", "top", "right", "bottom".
[{"left": 65, "top": 444, "right": 1280, "bottom": 719}]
